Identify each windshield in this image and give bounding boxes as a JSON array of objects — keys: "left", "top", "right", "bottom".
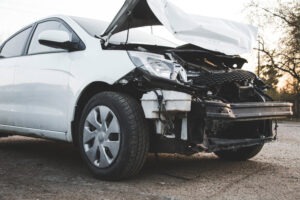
[{"left": 71, "top": 16, "right": 178, "bottom": 48}]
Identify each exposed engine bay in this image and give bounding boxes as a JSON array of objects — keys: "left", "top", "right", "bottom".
[{"left": 107, "top": 43, "right": 293, "bottom": 155}]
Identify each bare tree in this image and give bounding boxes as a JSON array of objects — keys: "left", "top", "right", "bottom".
[
  {"left": 256, "top": 37, "right": 281, "bottom": 85},
  {"left": 247, "top": 0, "right": 300, "bottom": 92},
  {"left": 247, "top": 0, "right": 300, "bottom": 115}
]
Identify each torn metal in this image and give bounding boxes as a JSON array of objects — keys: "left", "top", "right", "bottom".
[
  {"left": 113, "top": 45, "right": 293, "bottom": 154},
  {"left": 106, "top": 0, "right": 292, "bottom": 155}
]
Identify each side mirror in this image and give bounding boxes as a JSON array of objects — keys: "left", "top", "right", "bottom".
[{"left": 38, "top": 30, "right": 84, "bottom": 51}]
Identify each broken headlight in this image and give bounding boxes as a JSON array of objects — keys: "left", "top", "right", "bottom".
[{"left": 128, "top": 51, "right": 174, "bottom": 80}]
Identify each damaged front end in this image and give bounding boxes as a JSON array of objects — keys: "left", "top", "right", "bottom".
[
  {"left": 102, "top": 0, "right": 293, "bottom": 155},
  {"left": 113, "top": 45, "right": 293, "bottom": 155}
]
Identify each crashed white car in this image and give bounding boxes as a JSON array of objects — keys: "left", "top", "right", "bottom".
[{"left": 0, "top": 0, "right": 293, "bottom": 180}]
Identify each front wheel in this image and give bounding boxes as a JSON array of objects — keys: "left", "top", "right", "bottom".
[
  {"left": 214, "top": 144, "right": 264, "bottom": 161},
  {"left": 77, "top": 92, "right": 149, "bottom": 180}
]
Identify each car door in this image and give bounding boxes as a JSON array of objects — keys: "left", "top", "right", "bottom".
[
  {"left": 13, "top": 19, "right": 76, "bottom": 134},
  {"left": 0, "top": 27, "right": 33, "bottom": 127}
]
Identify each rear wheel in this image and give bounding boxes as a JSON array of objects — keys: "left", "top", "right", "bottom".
[
  {"left": 77, "top": 92, "right": 149, "bottom": 180},
  {"left": 214, "top": 144, "right": 264, "bottom": 161}
]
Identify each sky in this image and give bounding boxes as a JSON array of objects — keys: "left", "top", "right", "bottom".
[{"left": 0, "top": 0, "right": 270, "bottom": 71}]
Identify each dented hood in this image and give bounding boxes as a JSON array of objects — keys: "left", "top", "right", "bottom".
[{"left": 102, "top": 0, "right": 258, "bottom": 55}]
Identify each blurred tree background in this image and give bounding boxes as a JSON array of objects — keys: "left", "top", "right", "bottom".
[{"left": 246, "top": 0, "right": 300, "bottom": 117}]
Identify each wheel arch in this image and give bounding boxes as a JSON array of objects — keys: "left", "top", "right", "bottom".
[
  {"left": 71, "top": 81, "right": 112, "bottom": 145},
  {"left": 70, "top": 81, "right": 142, "bottom": 145}
]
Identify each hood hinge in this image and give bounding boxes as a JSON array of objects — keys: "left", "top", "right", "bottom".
[{"left": 102, "top": 25, "right": 118, "bottom": 46}]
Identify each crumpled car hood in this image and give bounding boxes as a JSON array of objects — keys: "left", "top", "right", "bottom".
[{"left": 102, "top": 0, "right": 258, "bottom": 55}]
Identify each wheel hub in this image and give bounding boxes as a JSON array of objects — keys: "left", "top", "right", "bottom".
[{"left": 97, "top": 131, "right": 105, "bottom": 143}]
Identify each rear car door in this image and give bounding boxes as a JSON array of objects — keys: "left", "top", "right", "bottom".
[
  {"left": 13, "top": 19, "right": 76, "bottom": 135},
  {"left": 0, "top": 27, "right": 32, "bottom": 127}
]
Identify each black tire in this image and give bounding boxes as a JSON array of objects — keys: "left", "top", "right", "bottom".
[
  {"left": 77, "top": 92, "right": 149, "bottom": 180},
  {"left": 214, "top": 144, "right": 264, "bottom": 161}
]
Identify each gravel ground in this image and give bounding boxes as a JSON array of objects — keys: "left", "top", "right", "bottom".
[{"left": 0, "top": 121, "right": 299, "bottom": 200}]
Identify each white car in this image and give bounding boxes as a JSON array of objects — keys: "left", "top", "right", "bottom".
[{"left": 0, "top": 0, "right": 293, "bottom": 180}]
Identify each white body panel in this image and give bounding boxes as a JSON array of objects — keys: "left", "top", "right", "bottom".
[
  {"left": 101, "top": 0, "right": 258, "bottom": 55},
  {"left": 0, "top": 58, "right": 16, "bottom": 126},
  {"left": 0, "top": 15, "right": 135, "bottom": 142},
  {"left": 13, "top": 52, "right": 71, "bottom": 134}
]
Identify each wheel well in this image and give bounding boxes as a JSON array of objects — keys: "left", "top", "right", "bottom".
[
  {"left": 71, "top": 81, "right": 142, "bottom": 145},
  {"left": 71, "top": 82, "right": 111, "bottom": 145}
]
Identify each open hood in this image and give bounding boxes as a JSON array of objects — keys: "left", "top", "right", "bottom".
[
  {"left": 102, "top": 0, "right": 258, "bottom": 55},
  {"left": 101, "top": 0, "right": 161, "bottom": 38}
]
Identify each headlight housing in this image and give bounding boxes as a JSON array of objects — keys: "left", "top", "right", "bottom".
[{"left": 128, "top": 51, "right": 174, "bottom": 79}]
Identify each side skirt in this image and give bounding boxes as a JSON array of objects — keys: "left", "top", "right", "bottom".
[{"left": 0, "top": 124, "right": 67, "bottom": 141}]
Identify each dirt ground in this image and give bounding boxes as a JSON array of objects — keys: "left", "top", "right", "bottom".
[{"left": 0, "top": 121, "right": 299, "bottom": 200}]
